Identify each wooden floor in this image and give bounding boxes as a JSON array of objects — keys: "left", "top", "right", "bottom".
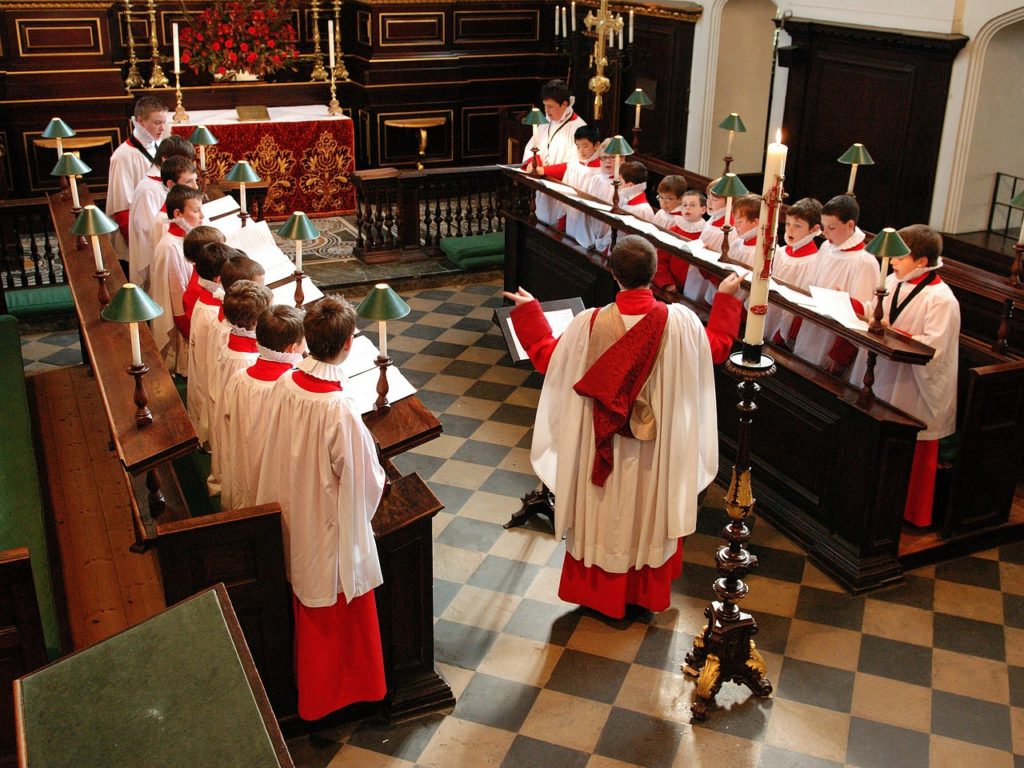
[{"left": 26, "top": 364, "right": 165, "bottom": 651}]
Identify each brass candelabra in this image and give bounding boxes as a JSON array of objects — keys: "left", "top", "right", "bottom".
[
  {"left": 310, "top": 0, "right": 329, "bottom": 81},
  {"left": 123, "top": 0, "right": 144, "bottom": 89},
  {"left": 583, "top": 0, "right": 623, "bottom": 120},
  {"left": 146, "top": 0, "right": 168, "bottom": 87}
]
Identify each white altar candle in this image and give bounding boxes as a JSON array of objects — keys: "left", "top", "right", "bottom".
[
  {"left": 130, "top": 321, "right": 142, "bottom": 367},
  {"left": 629, "top": 9, "right": 634, "bottom": 42},
  {"left": 69, "top": 175, "right": 80, "bottom": 208},
  {"left": 608, "top": 26, "right": 613, "bottom": 46},
  {"left": 847, "top": 163, "right": 859, "bottom": 195},
  {"left": 327, "top": 20, "right": 336, "bottom": 71},
  {"left": 90, "top": 235, "right": 104, "bottom": 272},
  {"left": 561, "top": 6, "right": 567, "bottom": 36},
  {"left": 571, "top": 2, "right": 576, "bottom": 31},
  {"left": 555, "top": 6, "right": 559, "bottom": 36},
  {"left": 379, "top": 319, "right": 388, "bottom": 359},
  {"left": 172, "top": 23, "right": 181, "bottom": 74},
  {"left": 618, "top": 24, "right": 623, "bottom": 49},
  {"left": 744, "top": 132, "right": 788, "bottom": 348},
  {"left": 295, "top": 239, "right": 303, "bottom": 272}
]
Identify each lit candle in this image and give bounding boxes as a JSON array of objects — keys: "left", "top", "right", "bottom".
[
  {"left": 379, "top": 320, "right": 388, "bottom": 358},
  {"left": 327, "top": 20, "right": 336, "bottom": 72},
  {"left": 571, "top": 2, "right": 576, "bottom": 31},
  {"left": 744, "top": 130, "right": 788, "bottom": 348},
  {"left": 618, "top": 24, "right": 623, "bottom": 50},
  {"left": 129, "top": 321, "right": 142, "bottom": 367},
  {"left": 561, "top": 6, "right": 567, "bottom": 37},
  {"left": 172, "top": 23, "right": 181, "bottom": 74},
  {"left": 555, "top": 6, "right": 559, "bottom": 36},
  {"left": 847, "top": 163, "right": 859, "bottom": 195},
  {"left": 239, "top": 182, "right": 247, "bottom": 216},
  {"left": 629, "top": 9, "right": 634, "bottom": 43},
  {"left": 69, "top": 175, "right": 80, "bottom": 208},
  {"left": 90, "top": 234, "right": 104, "bottom": 272},
  {"left": 198, "top": 144, "right": 206, "bottom": 171}
]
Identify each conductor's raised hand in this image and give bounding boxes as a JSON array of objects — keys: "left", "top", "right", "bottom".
[
  {"left": 501, "top": 287, "right": 536, "bottom": 306},
  {"left": 718, "top": 273, "right": 743, "bottom": 296}
]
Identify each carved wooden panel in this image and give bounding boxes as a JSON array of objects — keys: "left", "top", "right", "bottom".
[
  {"left": 379, "top": 12, "right": 445, "bottom": 47},
  {"left": 15, "top": 17, "right": 104, "bottom": 58},
  {"left": 453, "top": 10, "right": 538, "bottom": 44}
]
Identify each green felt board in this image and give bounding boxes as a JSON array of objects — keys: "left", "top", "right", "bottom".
[{"left": 19, "top": 589, "right": 282, "bottom": 767}]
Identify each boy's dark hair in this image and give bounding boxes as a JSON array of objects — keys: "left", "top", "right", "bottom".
[
  {"left": 183, "top": 226, "right": 226, "bottom": 264},
  {"left": 223, "top": 280, "right": 273, "bottom": 330},
  {"left": 193, "top": 241, "right": 237, "bottom": 279},
  {"left": 256, "top": 305, "right": 305, "bottom": 352},
  {"left": 305, "top": 295, "right": 357, "bottom": 361},
  {"left": 574, "top": 124, "right": 601, "bottom": 144},
  {"left": 786, "top": 197, "right": 823, "bottom": 229},
  {"left": 541, "top": 79, "right": 571, "bottom": 106},
  {"left": 706, "top": 176, "right": 723, "bottom": 198},
  {"left": 822, "top": 194, "right": 860, "bottom": 223},
  {"left": 220, "top": 255, "right": 265, "bottom": 292},
  {"left": 134, "top": 95, "right": 167, "bottom": 120},
  {"left": 898, "top": 224, "right": 943, "bottom": 266},
  {"left": 154, "top": 135, "right": 196, "bottom": 164},
  {"left": 608, "top": 236, "right": 657, "bottom": 289},
  {"left": 166, "top": 184, "right": 203, "bottom": 219},
  {"left": 160, "top": 155, "right": 197, "bottom": 185},
  {"left": 683, "top": 189, "right": 707, "bottom": 207},
  {"left": 733, "top": 194, "right": 762, "bottom": 220},
  {"left": 620, "top": 161, "right": 648, "bottom": 185},
  {"left": 657, "top": 175, "right": 687, "bottom": 198}
]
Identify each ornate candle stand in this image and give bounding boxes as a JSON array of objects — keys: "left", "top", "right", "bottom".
[
  {"left": 173, "top": 71, "right": 189, "bottom": 123},
  {"left": 332, "top": 0, "right": 348, "bottom": 81},
  {"left": 129, "top": 363, "right": 153, "bottom": 427},
  {"left": 582, "top": 0, "right": 623, "bottom": 121},
  {"left": 123, "top": 0, "right": 145, "bottom": 88},
  {"left": 684, "top": 345, "right": 775, "bottom": 721},
  {"left": 310, "top": 0, "right": 329, "bottom": 81},
  {"left": 146, "top": 0, "right": 168, "bottom": 87}
]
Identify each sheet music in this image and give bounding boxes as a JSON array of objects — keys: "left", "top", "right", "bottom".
[
  {"left": 576, "top": 197, "right": 613, "bottom": 213},
  {"left": 340, "top": 334, "right": 381, "bottom": 378},
  {"left": 227, "top": 221, "right": 295, "bottom": 284},
  {"left": 809, "top": 286, "right": 869, "bottom": 331},
  {"left": 270, "top": 277, "right": 324, "bottom": 307},
  {"left": 539, "top": 180, "right": 580, "bottom": 197},
  {"left": 346, "top": 365, "right": 416, "bottom": 414},
  {"left": 628, "top": 219, "right": 662, "bottom": 235},
  {"left": 203, "top": 195, "right": 240, "bottom": 220},
  {"left": 772, "top": 283, "right": 817, "bottom": 307},
  {"left": 506, "top": 308, "right": 575, "bottom": 361}
]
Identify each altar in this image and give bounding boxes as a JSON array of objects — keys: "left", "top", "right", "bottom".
[{"left": 171, "top": 105, "right": 355, "bottom": 220}]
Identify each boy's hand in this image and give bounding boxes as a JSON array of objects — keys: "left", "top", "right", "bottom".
[
  {"left": 718, "top": 273, "right": 742, "bottom": 296},
  {"left": 502, "top": 287, "right": 535, "bottom": 306}
]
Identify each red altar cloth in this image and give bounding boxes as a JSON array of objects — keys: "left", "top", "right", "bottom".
[{"left": 171, "top": 105, "right": 355, "bottom": 220}]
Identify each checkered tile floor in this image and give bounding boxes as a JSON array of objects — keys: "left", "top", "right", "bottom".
[{"left": 18, "top": 280, "right": 1024, "bottom": 768}]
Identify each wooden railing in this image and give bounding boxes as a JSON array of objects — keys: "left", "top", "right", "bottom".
[
  {"left": 0, "top": 198, "right": 64, "bottom": 291},
  {"left": 351, "top": 165, "right": 514, "bottom": 264}
]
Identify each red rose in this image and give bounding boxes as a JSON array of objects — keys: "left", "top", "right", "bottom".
[
  {"left": 267, "top": 39, "right": 275, "bottom": 48},
  {"left": 212, "top": 42, "right": 221, "bottom": 51},
  {"left": 247, "top": 52, "right": 257, "bottom": 64},
  {"left": 228, "top": 51, "right": 238, "bottom": 63},
  {"left": 239, "top": 42, "right": 248, "bottom": 51},
  {"left": 247, "top": 26, "right": 256, "bottom": 35},
  {"left": 225, "top": 38, "right": 234, "bottom": 48},
  {"left": 181, "top": 52, "right": 191, "bottom": 63},
  {"left": 216, "top": 66, "right": 226, "bottom": 74}
]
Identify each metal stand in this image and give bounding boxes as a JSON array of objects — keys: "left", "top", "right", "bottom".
[
  {"left": 868, "top": 286, "right": 887, "bottom": 335},
  {"left": 504, "top": 484, "right": 555, "bottom": 530},
  {"left": 146, "top": 0, "right": 168, "bottom": 87},
  {"left": 123, "top": 0, "right": 145, "bottom": 88},
  {"left": 310, "top": 0, "right": 328, "bottom": 81},
  {"left": 327, "top": 72, "right": 343, "bottom": 116},
  {"left": 173, "top": 70, "right": 189, "bottom": 123},
  {"left": 128, "top": 363, "right": 153, "bottom": 428},
  {"left": 374, "top": 355, "right": 392, "bottom": 412},
  {"left": 684, "top": 345, "right": 775, "bottom": 721},
  {"left": 630, "top": 125, "right": 642, "bottom": 152},
  {"left": 94, "top": 269, "right": 111, "bottom": 307}
]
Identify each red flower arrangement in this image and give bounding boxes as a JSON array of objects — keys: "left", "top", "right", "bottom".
[{"left": 179, "top": 0, "right": 299, "bottom": 79}]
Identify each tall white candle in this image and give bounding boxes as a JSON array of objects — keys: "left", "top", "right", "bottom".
[
  {"left": 561, "top": 6, "right": 567, "bottom": 36},
  {"left": 629, "top": 9, "right": 634, "bottom": 42},
  {"left": 555, "top": 6, "right": 559, "bottom": 36},
  {"left": 90, "top": 235, "right": 104, "bottom": 271},
  {"left": 129, "top": 321, "right": 142, "bottom": 367},
  {"left": 172, "top": 23, "right": 181, "bottom": 74},
  {"left": 618, "top": 25, "right": 623, "bottom": 49},
  {"left": 55, "top": 135, "right": 64, "bottom": 157},
  {"left": 239, "top": 183, "right": 247, "bottom": 215},
  {"left": 571, "top": 2, "right": 576, "bottom": 31},
  {"left": 198, "top": 144, "right": 206, "bottom": 171},
  {"left": 847, "top": 164, "right": 859, "bottom": 195},
  {"left": 744, "top": 133, "right": 788, "bottom": 348},
  {"left": 878, "top": 256, "right": 890, "bottom": 290},
  {"left": 295, "top": 239, "right": 303, "bottom": 272},
  {"left": 379, "top": 319, "right": 388, "bottom": 358},
  {"left": 69, "top": 176, "right": 80, "bottom": 208},
  {"left": 327, "top": 20, "right": 336, "bottom": 71},
  {"left": 608, "top": 26, "right": 613, "bottom": 46},
  {"left": 634, "top": 102, "right": 641, "bottom": 129}
]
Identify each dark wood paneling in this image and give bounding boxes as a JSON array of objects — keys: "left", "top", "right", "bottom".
[
  {"left": 380, "top": 13, "right": 445, "bottom": 46},
  {"left": 453, "top": 10, "right": 538, "bottom": 44},
  {"left": 16, "top": 17, "right": 104, "bottom": 58}
]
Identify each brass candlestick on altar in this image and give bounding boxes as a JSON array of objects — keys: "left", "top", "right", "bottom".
[
  {"left": 310, "top": 0, "right": 329, "bottom": 81},
  {"left": 1009, "top": 190, "right": 1024, "bottom": 287},
  {"left": 172, "top": 70, "right": 188, "bottom": 123},
  {"left": 123, "top": 0, "right": 144, "bottom": 89},
  {"left": 146, "top": 0, "right": 168, "bottom": 87},
  {"left": 583, "top": 0, "right": 623, "bottom": 120},
  {"left": 332, "top": 0, "right": 348, "bottom": 81}
]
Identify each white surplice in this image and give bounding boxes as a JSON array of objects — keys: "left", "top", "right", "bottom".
[
  {"left": 149, "top": 229, "right": 188, "bottom": 374},
  {"left": 105, "top": 124, "right": 159, "bottom": 259},
  {"left": 530, "top": 304, "right": 719, "bottom": 572},
  {"left": 127, "top": 174, "right": 164, "bottom": 288},
  {"left": 255, "top": 360, "right": 386, "bottom": 607},
  {"left": 522, "top": 110, "right": 587, "bottom": 226},
  {"left": 186, "top": 302, "right": 222, "bottom": 443},
  {"left": 208, "top": 332, "right": 259, "bottom": 496},
  {"left": 764, "top": 235, "right": 819, "bottom": 344}
]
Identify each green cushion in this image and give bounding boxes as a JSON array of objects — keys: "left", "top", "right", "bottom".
[
  {"left": 6, "top": 285, "right": 74, "bottom": 318},
  {"left": 451, "top": 253, "right": 505, "bottom": 270},
  {"left": 0, "top": 315, "right": 60, "bottom": 658},
  {"left": 439, "top": 233, "right": 505, "bottom": 266}
]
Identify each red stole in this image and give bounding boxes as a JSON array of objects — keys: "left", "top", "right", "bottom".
[
  {"left": 293, "top": 370, "right": 342, "bottom": 393},
  {"left": 227, "top": 333, "right": 258, "bottom": 353},
  {"left": 626, "top": 191, "right": 647, "bottom": 207},
  {"left": 246, "top": 358, "right": 293, "bottom": 382},
  {"left": 670, "top": 222, "right": 701, "bottom": 242},
  {"left": 573, "top": 291, "right": 667, "bottom": 487},
  {"left": 168, "top": 223, "right": 186, "bottom": 238}
]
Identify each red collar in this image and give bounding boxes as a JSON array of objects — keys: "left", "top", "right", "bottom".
[
  {"left": 709, "top": 209, "right": 726, "bottom": 223},
  {"left": 742, "top": 234, "right": 757, "bottom": 246},
  {"left": 227, "top": 333, "right": 258, "bottom": 353},
  {"left": 159, "top": 203, "right": 166, "bottom": 213},
  {"left": 585, "top": 157, "right": 601, "bottom": 167},
  {"left": 293, "top": 370, "right": 342, "bottom": 393},
  {"left": 907, "top": 271, "right": 941, "bottom": 285},
  {"left": 615, "top": 287, "right": 657, "bottom": 314},
  {"left": 667, "top": 210, "right": 683, "bottom": 216},
  {"left": 626, "top": 192, "right": 647, "bottom": 207},
  {"left": 188, "top": 269, "right": 199, "bottom": 288},
  {"left": 147, "top": 175, "right": 161, "bottom": 182},
  {"left": 247, "top": 358, "right": 293, "bottom": 382},
  {"left": 786, "top": 241, "right": 818, "bottom": 258},
  {"left": 168, "top": 223, "right": 186, "bottom": 238},
  {"left": 841, "top": 241, "right": 866, "bottom": 252},
  {"left": 196, "top": 287, "right": 221, "bottom": 307}
]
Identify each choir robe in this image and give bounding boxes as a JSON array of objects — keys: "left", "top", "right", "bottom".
[
  {"left": 105, "top": 124, "right": 159, "bottom": 259},
  {"left": 186, "top": 294, "right": 223, "bottom": 444},
  {"left": 764, "top": 235, "right": 819, "bottom": 346},
  {"left": 727, "top": 230, "right": 758, "bottom": 270},
  {"left": 791, "top": 228, "right": 876, "bottom": 369},
  {"left": 542, "top": 155, "right": 602, "bottom": 229},
  {"left": 219, "top": 354, "right": 295, "bottom": 510},
  {"left": 700, "top": 208, "right": 728, "bottom": 254},
  {"left": 208, "top": 330, "right": 259, "bottom": 497},
  {"left": 510, "top": 288, "right": 739, "bottom": 618},
  {"left": 150, "top": 223, "right": 189, "bottom": 374},
  {"left": 150, "top": 205, "right": 169, "bottom": 254},
  {"left": 652, "top": 211, "right": 705, "bottom": 292},
  {"left": 685, "top": 209, "right": 729, "bottom": 302},
  {"left": 522, "top": 110, "right": 587, "bottom": 226},
  {"left": 849, "top": 267, "right": 960, "bottom": 526},
  {"left": 127, "top": 173, "right": 164, "bottom": 288},
  {"left": 569, "top": 177, "right": 651, "bottom": 253},
  {"left": 255, "top": 358, "right": 387, "bottom": 719}
]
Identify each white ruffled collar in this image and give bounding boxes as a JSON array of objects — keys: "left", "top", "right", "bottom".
[
  {"left": 198, "top": 276, "right": 223, "bottom": 298},
  {"left": 257, "top": 345, "right": 303, "bottom": 365},
  {"left": 230, "top": 325, "right": 257, "bottom": 338},
  {"left": 297, "top": 355, "right": 348, "bottom": 383},
  {"left": 787, "top": 231, "right": 818, "bottom": 252}
]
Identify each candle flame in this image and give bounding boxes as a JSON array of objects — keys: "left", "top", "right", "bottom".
[{"left": 775, "top": 128, "right": 782, "bottom": 144}]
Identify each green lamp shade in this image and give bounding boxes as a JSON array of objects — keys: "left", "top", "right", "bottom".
[
  {"left": 625, "top": 88, "right": 653, "bottom": 107},
  {"left": 225, "top": 160, "right": 261, "bottom": 184},
  {"left": 51, "top": 152, "right": 91, "bottom": 178},
  {"left": 355, "top": 283, "right": 411, "bottom": 322},
  {"left": 865, "top": 227, "right": 911, "bottom": 259},
  {"left": 711, "top": 173, "right": 749, "bottom": 199},
  {"left": 717, "top": 113, "right": 747, "bottom": 133},
  {"left": 188, "top": 125, "right": 219, "bottom": 146},
  {"left": 1010, "top": 190, "right": 1024, "bottom": 209},
  {"left": 604, "top": 135, "right": 634, "bottom": 157},
  {"left": 101, "top": 282, "right": 164, "bottom": 323},
  {"left": 838, "top": 143, "right": 875, "bottom": 166},
  {"left": 41, "top": 117, "right": 76, "bottom": 139},
  {"left": 278, "top": 211, "right": 320, "bottom": 242},
  {"left": 522, "top": 108, "right": 549, "bottom": 126},
  {"left": 70, "top": 205, "right": 119, "bottom": 237}
]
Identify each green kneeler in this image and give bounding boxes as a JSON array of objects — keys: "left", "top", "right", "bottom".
[
  {"left": 5, "top": 285, "right": 75, "bottom": 320},
  {"left": 439, "top": 232, "right": 505, "bottom": 269}
]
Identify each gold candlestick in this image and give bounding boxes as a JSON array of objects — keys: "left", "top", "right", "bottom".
[
  {"left": 146, "top": 0, "right": 169, "bottom": 87},
  {"left": 310, "top": 0, "right": 329, "bottom": 81},
  {"left": 173, "top": 71, "right": 189, "bottom": 123},
  {"left": 327, "top": 71, "right": 342, "bottom": 115},
  {"left": 583, "top": 0, "right": 622, "bottom": 120},
  {"left": 332, "top": 0, "right": 348, "bottom": 81},
  {"left": 123, "top": 0, "right": 144, "bottom": 88}
]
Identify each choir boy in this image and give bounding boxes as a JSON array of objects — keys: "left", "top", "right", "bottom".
[
  {"left": 536, "top": 125, "right": 603, "bottom": 229},
  {"left": 686, "top": 178, "right": 730, "bottom": 302},
  {"left": 765, "top": 197, "right": 822, "bottom": 347},
  {"left": 724, "top": 193, "right": 762, "bottom": 269},
  {"left": 181, "top": 226, "right": 227, "bottom": 336},
  {"left": 219, "top": 305, "right": 305, "bottom": 510},
  {"left": 588, "top": 160, "right": 654, "bottom": 254},
  {"left": 523, "top": 79, "right": 587, "bottom": 226},
  {"left": 256, "top": 297, "right": 388, "bottom": 720},
  {"left": 653, "top": 179, "right": 706, "bottom": 298}
]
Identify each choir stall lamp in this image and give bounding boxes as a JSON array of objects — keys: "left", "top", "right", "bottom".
[
  {"left": 1009, "top": 189, "right": 1024, "bottom": 287},
  {"left": 604, "top": 134, "right": 634, "bottom": 212},
  {"left": 187, "top": 125, "right": 218, "bottom": 174},
  {"left": 717, "top": 112, "right": 747, "bottom": 174},
  {"left": 864, "top": 227, "right": 911, "bottom": 335},
  {"left": 710, "top": 172, "right": 750, "bottom": 257},
  {"left": 101, "top": 282, "right": 164, "bottom": 428},
  {"left": 625, "top": 88, "right": 652, "bottom": 151},
  {"left": 278, "top": 211, "right": 320, "bottom": 308},
  {"left": 42, "top": 117, "right": 77, "bottom": 200},
  {"left": 225, "top": 160, "right": 261, "bottom": 227},
  {"left": 838, "top": 142, "right": 875, "bottom": 196},
  {"left": 522, "top": 108, "right": 549, "bottom": 173},
  {"left": 71, "top": 204, "right": 119, "bottom": 307},
  {"left": 51, "top": 152, "right": 91, "bottom": 214},
  {"left": 355, "top": 283, "right": 410, "bottom": 412}
]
